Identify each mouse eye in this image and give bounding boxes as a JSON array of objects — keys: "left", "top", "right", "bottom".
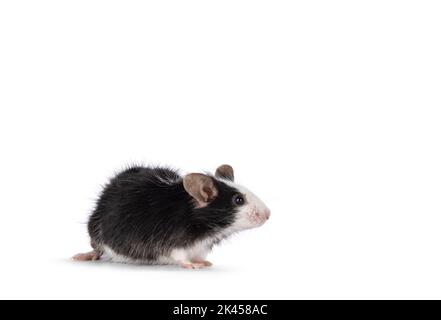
[{"left": 233, "top": 195, "right": 245, "bottom": 206}]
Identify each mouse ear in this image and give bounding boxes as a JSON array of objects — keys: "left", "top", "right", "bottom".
[
  {"left": 183, "top": 173, "right": 218, "bottom": 207},
  {"left": 215, "top": 164, "right": 234, "bottom": 181}
]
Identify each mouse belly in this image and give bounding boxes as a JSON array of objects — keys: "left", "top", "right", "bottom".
[{"left": 99, "top": 241, "right": 213, "bottom": 269}]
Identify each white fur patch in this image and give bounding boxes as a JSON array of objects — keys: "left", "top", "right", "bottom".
[
  {"left": 218, "top": 178, "right": 270, "bottom": 231},
  {"left": 170, "top": 238, "right": 213, "bottom": 263},
  {"left": 102, "top": 245, "right": 137, "bottom": 264},
  {"left": 102, "top": 242, "right": 214, "bottom": 266}
]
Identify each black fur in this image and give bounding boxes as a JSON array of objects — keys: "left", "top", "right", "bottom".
[{"left": 88, "top": 166, "right": 239, "bottom": 261}]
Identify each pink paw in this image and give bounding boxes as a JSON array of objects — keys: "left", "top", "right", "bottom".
[
  {"left": 72, "top": 251, "right": 100, "bottom": 261},
  {"left": 194, "top": 260, "right": 212, "bottom": 267},
  {"left": 180, "top": 261, "right": 212, "bottom": 269}
]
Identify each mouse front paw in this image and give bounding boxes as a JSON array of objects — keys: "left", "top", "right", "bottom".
[
  {"left": 192, "top": 259, "right": 212, "bottom": 267},
  {"left": 179, "top": 261, "right": 212, "bottom": 269}
]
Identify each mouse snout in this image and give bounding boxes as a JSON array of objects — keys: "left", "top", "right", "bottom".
[{"left": 260, "top": 208, "right": 271, "bottom": 221}]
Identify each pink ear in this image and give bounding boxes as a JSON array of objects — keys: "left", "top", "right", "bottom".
[{"left": 183, "top": 173, "right": 218, "bottom": 207}]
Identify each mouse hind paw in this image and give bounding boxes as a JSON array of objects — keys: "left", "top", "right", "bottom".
[{"left": 72, "top": 250, "right": 101, "bottom": 261}]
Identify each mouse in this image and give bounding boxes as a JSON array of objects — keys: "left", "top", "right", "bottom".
[{"left": 73, "top": 164, "right": 271, "bottom": 269}]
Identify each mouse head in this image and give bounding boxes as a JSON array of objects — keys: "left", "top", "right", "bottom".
[{"left": 183, "top": 164, "right": 271, "bottom": 231}]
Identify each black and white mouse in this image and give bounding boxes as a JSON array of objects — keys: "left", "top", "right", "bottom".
[{"left": 73, "top": 164, "right": 270, "bottom": 269}]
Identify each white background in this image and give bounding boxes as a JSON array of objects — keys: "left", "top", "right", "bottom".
[{"left": 0, "top": 1, "right": 440, "bottom": 299}]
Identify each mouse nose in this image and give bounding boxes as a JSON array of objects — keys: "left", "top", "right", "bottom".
[{"left": 263, "top": 209, "right": 271, "bottom": 220}]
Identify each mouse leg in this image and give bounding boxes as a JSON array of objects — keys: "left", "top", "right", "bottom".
[
  {"left": 190, "top": 249, "right": 212, "bottom": 267},
  {"left": 72, "top": 250, "right": 101, "bottom": 261},
  {"left": 171, "top": 248, "right": 211, "bottom": 269}
]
